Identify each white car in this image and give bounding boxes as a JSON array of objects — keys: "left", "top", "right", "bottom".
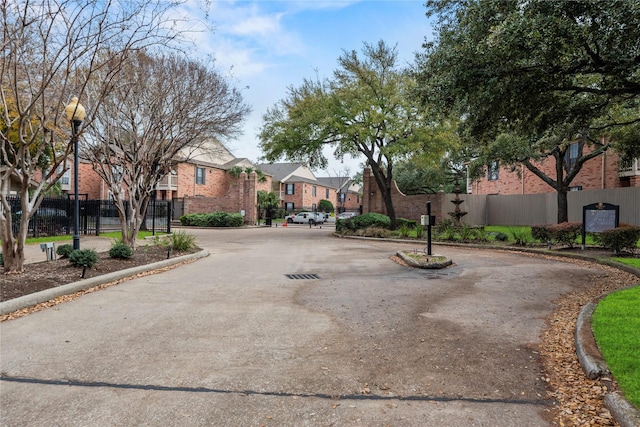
[{"left": 285, "top": 212, "right": 325, "bottom": 225}]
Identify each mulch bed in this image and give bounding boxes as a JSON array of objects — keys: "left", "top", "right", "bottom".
[{"left": 1, "top": 245, "right": 198, "bottom": 302}]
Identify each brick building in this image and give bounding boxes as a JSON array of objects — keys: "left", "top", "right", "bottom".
[
  {"left": 256, "top": 163, "right": 333, "bottom": 212},
  {"left": 472, "top": 146, "right": 640, "bottom": 195}
]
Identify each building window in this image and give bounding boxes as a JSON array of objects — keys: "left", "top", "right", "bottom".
[
  {"left": 339, "top": 193, "right": 346, "bottom": 203},
  {"left": 285, "top": 183, "right": 295, "bottom": 195},
  {"left": 285, "top": 202, "right": 294, "bottom": 211},
  {"left": 195, "top": 166, "right": 206, "bottom": 185},
  {"left": 57, "top": 165, "right": 70, "bottom": 185},
  {"left": 488, "top": 161, "right": 499, "bottom": 181},
  {"left": 312, "top": 186, "right": 317, "bottom": 197},
  {"left": 325, "top": 188, "right": 329, "bottom": 198},
  {"left": 565, "top": 143, "right": 580, "bottom": 171},
  {"left": 569, "top": 185, "right": 583, "bottom": 191}
]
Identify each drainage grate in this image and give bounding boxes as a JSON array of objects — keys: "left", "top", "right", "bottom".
[{"left": 286, "top": 274, "right": 320, "bottom": 280}]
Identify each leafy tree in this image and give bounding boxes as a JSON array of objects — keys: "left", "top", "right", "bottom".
[
  {"left": 260, "top": 41, "right": 445, "bottom": 228},
  {"left": 83, "top": 51, "right": 250, "bottom": 247},
  {"left": 318, "top": 199, "right": 334, "bottom": 213},
  {"left": 256, "top": 190, "right": 279, "bottom": 223},
  {"left": 417, "top": 0, "right": 640, "bottom": 222},
  {"left": 1, "top": 0, "right": 181, "bottom": 273}
]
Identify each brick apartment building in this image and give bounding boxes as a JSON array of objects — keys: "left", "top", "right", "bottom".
[{"left": 472, "top": 145, "right": 640, "bottom": 195}]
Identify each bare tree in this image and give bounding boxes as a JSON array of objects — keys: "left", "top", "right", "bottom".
[
  {"left": 83, "top": 51, "right": 251, "bottom": 247},
  {"left": 1, "top": 0, "right": 183, "bottom": 273}
]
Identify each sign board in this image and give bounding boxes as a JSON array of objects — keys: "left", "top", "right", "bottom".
[{"left": 581, "top": 202, "right": 619, "bottom": 249}]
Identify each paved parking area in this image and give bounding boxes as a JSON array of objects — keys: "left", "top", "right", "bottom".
[{"left": 1, "top": 226, "right": 610, "bottom": 426}]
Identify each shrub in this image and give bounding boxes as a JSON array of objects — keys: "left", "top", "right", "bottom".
[
  {"left": 435, "top": 218, "right": 455, "bottom": 235},
  {"left": 69, "top": 248, "right": 99, "bottom": 268},
  {"left": 509, "top": 227, "right": 530, "bottom": 246},
  {"left": 459, "top": 223, "right": 476, "bottom": 242},
  {"left": 531, "top": 225, "right": 551, "bottom": 243},
  {"left": 170, "top": 230, "right": 196, "bottom": 252},
  {"left": 355, "top": 227, "right": 390, "bottom": 238},
  {"left": 396, "top": 218, "right": 417, "bottom": 229},
  {"left": 474, "top": 227, "right": 490, "bottom": 242},
  {"left": 494, "top": 232, "right": 508, "bottom": 242},
  {"left": 109, "top": 242, "right": 133, "bottom": 259},
  {"left": 180, "top": 212, "right": 244, "bottom": 227},
  {"left": 547, "top": 222, "right": 581, "bottom": 248},
  {"left": 56, "top": 244, "right": 74, "bottom": 259},
  {"left": 600, "top": 224, "right": 640, "bottom": 254},
  {"left": 350, "top": 213, "right": 391, "bottom": 230},
  {"left": 398, "top": 224, "right": 411, "bottom": 238},
  {"left": 415, "top": 224, "right": 425, "bottom": 239}
]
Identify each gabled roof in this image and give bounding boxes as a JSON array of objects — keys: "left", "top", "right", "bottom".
[
  {"left": 287, "top": 175, "right": 333, "bottom": 187},
  {"left": 316, "top": 177, "right": 351, "bottom": 191},
  {"left": 256, "top": 163, "right": 305, "bottom": 182}
]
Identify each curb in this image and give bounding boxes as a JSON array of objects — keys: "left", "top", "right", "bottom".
[
  {"left": 395, "top": 250, "right": 453, "bottom": 269},
  {"left": 0, "top": 249, "right": 209, "bottom": 316}
]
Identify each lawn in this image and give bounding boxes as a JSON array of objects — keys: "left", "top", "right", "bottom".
[
  {"left": 592, "top": 286, "right": 640, "bottom": 409},
  {"left": 24, "top": 231, "right": 164, "bottom": 245},
  {"left": 613, "top": 258, "right": 640, "bottom": 269}
]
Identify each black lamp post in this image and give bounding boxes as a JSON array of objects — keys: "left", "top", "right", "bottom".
[{"left": 65, "top": 97, "right": 86, "bottom": 250}]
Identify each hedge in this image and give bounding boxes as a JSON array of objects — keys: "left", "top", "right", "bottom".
[{"left": 180, "top": 212, "right": 244, "bottom": 227}]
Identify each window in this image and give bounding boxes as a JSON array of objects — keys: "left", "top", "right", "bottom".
[
  {"left": 312, "top": 186, "right": 317, "bottom": 197},
  {"left": 565, "top": 143, "right": 580, "bottom": 171},
  {"left": 488, "top": 161, "right": 499, "bottom": 181},
  {"left": 285, "top": 202, "right": 294, "bottom": 211},
  {"left": 326, "top": 188, "right": 330, "bottom": 198},
  {"left": 285, "top": 183, "right": 295, "bottom": 195},
  {"left": 569, "top": 186, "right": 582, "bottom": 191},
  {"left": 339, "top": 193, "right": 346, "bottom": 203},
  {"left": 57, "top": 165, "right": 70, "bottom": 185},
  {"left": 195, "top": 166, "right": 206, "bottom": 185}
]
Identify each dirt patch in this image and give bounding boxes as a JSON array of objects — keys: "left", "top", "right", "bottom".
[{"left": 1, "top": 245, "right": 198, "bottom": 302}]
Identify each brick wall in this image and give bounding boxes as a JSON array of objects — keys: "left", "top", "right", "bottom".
[
  {"left": 183, "top": 171, "right": 269, "bottom": 224},
  {"left": 473, "top": 148, "right": 632, "bottom": 195}
]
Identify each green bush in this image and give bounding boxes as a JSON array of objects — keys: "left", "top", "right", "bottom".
[
  {"left": 531, "top": 225, "right": 551, "bottom": 243},
  {"left": 396, "top": 218, "right": 417, "bottom": 229},
  {"left": 459, "top": 223, "right": 476, "bottom": 242},
  {"left": 170, "top": 230, "right": 196, "bottom": 252},
  {"left": 180, "top": 212, "right": 244, "bottom": 227},
  {"left": 415, "top": 225, "right": 425, "bottom": 239},
  {"left": 109, "top": 242, "right": 133, "bottom": 259},
  {"left": 56, "top": 244, "right": 74, "bottom": 259},
  {"left": 355, "top": 227, "right": 390, "bottom": 238},
  {"left": 509, "top": 227, "right": 530, "bottom": 246},
  {"left": 69, "top": 249, "right": 99, "bottom": 268},
  {"left": 548, "top": 222, "right": 581, "bottom": 248},
  {"left": 474, "top": 227, "right": 490, "bottom": 242},
  {"left": 398, "top": 224, "right": 411, "bottom": 238},
  {"left": 600, "top": 224, "right": 640, "bottom": 254},
  {"left": 493, "top": 232, "right": 508, "bottom": 242},
  {"left": 351, "top": 213, "right": 391, "bottom": 230},
  {"left": 435, "top": 218, "right": 455, "bottom": 235}
]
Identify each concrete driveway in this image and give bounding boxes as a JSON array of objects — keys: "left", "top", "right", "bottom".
[{"left": 0, "top": 226, "right": 606, "bottom": 426}]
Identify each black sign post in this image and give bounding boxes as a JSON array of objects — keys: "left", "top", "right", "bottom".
[{"left": 582, "top": 202, "right": 619, "bottom": 250}]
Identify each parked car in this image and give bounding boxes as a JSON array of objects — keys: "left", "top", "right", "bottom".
[
  {"left": 337, "top": 212, "right": 357, "bottom": 220},
  {"left": 285, "top": 212, "right": 325, "bottom": 225}
]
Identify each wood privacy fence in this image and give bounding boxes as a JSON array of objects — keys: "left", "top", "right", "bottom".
[{"left": 362, "top": 168, "right": 640, "bottom": 226}]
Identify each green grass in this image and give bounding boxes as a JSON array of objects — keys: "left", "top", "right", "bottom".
[
  {"left": 592, "top": 286, "right": 640, "bottom": 409},
  {"left": 612, "top": 258, "right": 640, "bottom": 269},
  {"left": 23, "top": 231, "right": 164, "bottom": 245}
]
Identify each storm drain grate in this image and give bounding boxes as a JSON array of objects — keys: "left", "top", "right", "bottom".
[{"left": 286, "top": 274, "right": 320, "bottom": 280}]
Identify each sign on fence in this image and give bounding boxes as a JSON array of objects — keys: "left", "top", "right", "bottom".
[{"left": 582, "top": 202, "right": 619, "bottom": 249}]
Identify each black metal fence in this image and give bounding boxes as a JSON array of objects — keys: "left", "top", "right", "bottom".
[{"left": 6, "top": 196, "right": 171, "bottom": 238}]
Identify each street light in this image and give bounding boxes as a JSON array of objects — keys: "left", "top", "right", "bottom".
[{"left": 65, "top": 97, "right": 86, "bottom": 250}]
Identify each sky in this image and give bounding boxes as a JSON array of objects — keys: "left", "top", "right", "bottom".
[{"left": 178, "top": 0, "right": 435, "bottom": 177}]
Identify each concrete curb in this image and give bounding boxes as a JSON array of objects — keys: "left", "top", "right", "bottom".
[
  {"left": 0, "top": 249, "right": 209, "bottom": 316},
  {"left": 575, "top": 302, "right": 610, "bottom": 380},
  {"left": 395, "top": 250, "right": 453, "bottom": 269},
  {"left": 605, "top": 392, "right": 640, "bottom": 427}
]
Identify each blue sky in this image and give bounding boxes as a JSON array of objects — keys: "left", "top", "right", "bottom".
[{"left": 180, "top": 1, "right": 434, "bottom": 175}]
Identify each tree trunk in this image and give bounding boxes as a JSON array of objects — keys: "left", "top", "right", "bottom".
[{"left": 557, "top": 188, "right": 569, "bottom": 224}]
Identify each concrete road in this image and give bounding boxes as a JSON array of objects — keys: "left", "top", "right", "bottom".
[{"left": 1, "top": 226, "right": 606, "bottom": 426}]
